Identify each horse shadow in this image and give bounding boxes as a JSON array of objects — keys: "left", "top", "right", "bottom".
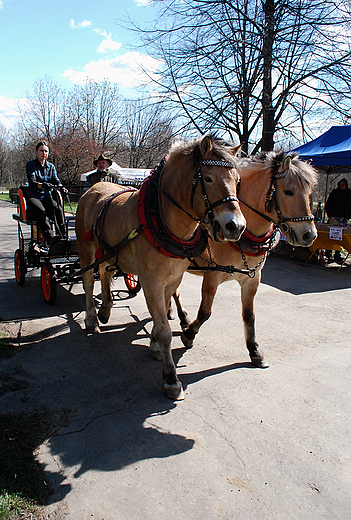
[
  {"left": 1, "top": 277, "right": 254, "bottom": 506},
  {"left": 2, "top": 308, "right": 199, "bottom": 505}
]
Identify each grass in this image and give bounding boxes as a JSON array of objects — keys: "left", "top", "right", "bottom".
[
  {"left": 0, "top": 328, "right": 52, "bottom": 520},
  {"left": 0, "top": 191, "right": 77, "bottom": 214},
  {"left": 0, "top": 193, "right": 11, "bottom": 203},
  {"left": 64, "top": 201, "right": 77, "bottom": 214},
  {"left": 0, "top": 413, "right": 52, "bottom": 519}
]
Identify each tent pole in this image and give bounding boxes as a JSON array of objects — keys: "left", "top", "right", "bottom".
[{"left": 323, "top": 168, "right": 330, "bottom": 223}]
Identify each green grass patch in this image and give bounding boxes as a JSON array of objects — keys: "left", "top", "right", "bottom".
[
  {"left": 0, "top": 193, "right": 11, "bottom": 203},
  {"left": 64, "top": 201, "right": 77, "bottom": 214},
  {"left": 0, "top": 413, "right": 52, "bottom": 519}
]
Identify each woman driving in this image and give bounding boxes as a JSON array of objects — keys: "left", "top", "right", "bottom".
[{"left": 26, "top": 141, "right": 66, "bottom": 246}]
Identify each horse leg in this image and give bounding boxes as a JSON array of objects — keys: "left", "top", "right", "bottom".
[
  {"left": 241, "top": 276, "right": 269, "bottom": 368},
  {"left": 167, "top": 300, "right": 175, "bottom": 321},
  {"left": 172, "top": 288, "right": 191, "bottom": 330},
  {"left": 150, "top": 279, "right": 182, "bottom": 361},
  {"left": 98, "top": 264, "right": 114, "bottom": 324},
  {"left": 181, "top": 274, "right": 217, "bottom": 348},
  {"left": 80, "top": 246, "right": 100, "bottom": 334},
  {"left": 144, "top": 279, "right": 184, "bottom": 400}
]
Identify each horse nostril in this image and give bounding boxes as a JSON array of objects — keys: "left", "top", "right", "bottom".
[
  {"left": 302, "top": 231, "right": 312, "bottom": 242},
  {"left": 225, "top": 220, "right": 237, "bottom": 235}
]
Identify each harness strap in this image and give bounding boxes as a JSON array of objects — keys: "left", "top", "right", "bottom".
[
  {"left": 61, "top": 225, "right": 142, "bottom": 282},
  {"left": 94, "top": 188, "right": 138, "bottom": 243},
  {"left": 187, "top": 258, "right": 251, "bottom": 276},
  {"left": 238, "top": 198, "right": 273, "bottom": 223}
]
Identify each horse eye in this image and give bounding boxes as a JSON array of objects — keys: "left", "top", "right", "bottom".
[
  {"left": 284, "top": 189, "right": 294, "bottom": 196},
  {"left": 204, "top": 176, "right": 213, "bottom": 183}
]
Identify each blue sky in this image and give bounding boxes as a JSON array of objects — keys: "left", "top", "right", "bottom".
[{"left": 0, "top": 0, "right": 159, "bottom": 129}]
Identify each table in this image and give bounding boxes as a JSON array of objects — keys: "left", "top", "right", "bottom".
[{"left": 308, "top": 223, "right": 351, "bottom": 265}]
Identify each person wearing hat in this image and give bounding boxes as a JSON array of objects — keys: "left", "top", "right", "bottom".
[
  {"left": 83, "top": 153, "right": 120, "bottom": 193},
  {"left": 325, "top": 177, "right": 351, "bottom": 262}
]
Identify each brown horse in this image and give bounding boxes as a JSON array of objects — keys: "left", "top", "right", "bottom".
[
  {"left": 75, "top": 135, "right": 246, "bottom": 400},
  {"left": 171, "top": 151, "right": 318, "bottom": 368}
]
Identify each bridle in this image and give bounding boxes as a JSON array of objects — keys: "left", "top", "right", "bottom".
[
  {"left": 238, "top": 155, "right": 314, "bottom": 235},
  {"left": 161, "top": 158, "right": 239, "bottom": 227}
]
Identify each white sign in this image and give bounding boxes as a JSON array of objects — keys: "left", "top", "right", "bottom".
[{"left": 329, "top": 227, "right": 343, "bottom": 241}]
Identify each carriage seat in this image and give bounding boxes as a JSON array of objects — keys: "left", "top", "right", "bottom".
[{"left": 12, "top": 185, "right": 30, "bottom": 222}]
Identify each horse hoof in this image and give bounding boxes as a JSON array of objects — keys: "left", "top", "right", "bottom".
[
  {"left": 98, "top": 308, "right": 111, "bottom": 324},
  {"left": 86, "top": 323, "right": 100, "bottom": 334},
  {"left": 181, "top": 331, "right": 194, "bottom": 349},
  {"left": 250, "top": 356, "right": 269, "bottom": 368},
  {"left": 163, "top": 381, "right": 185, "bottom": 401}
]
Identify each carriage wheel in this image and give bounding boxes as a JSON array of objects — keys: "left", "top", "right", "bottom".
[
  {"left": 41, "top": 262, "right": 57, "bottom": 305},
  {"left": 124, "top": 274, "right": 141, "bottom": 294},
  {"left": 14, "top": 249, "right": 27, "bottom": 286}
]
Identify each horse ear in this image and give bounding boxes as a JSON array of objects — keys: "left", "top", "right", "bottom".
[
  {"left": 200, "top": 135, "right": 212, "bottom": 156},
  {"left": 230, "top": 144, "right": 241, "bottom": 157},
  {"left": 282, "top": 155, "right": 292, "bottom": 171}
]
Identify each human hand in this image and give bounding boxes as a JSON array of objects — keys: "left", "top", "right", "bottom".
[{"left": 42, "top": 182, "right": 54, "bottom": 190}]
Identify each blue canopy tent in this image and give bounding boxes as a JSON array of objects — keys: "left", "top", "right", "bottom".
[{"left": 291, "top": 125, "right": 351, "bottom": 220}]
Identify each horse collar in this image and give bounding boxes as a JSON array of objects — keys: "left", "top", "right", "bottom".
[
  {"left": 138, "top": 161, "right": 208, "bottom": 259},
  {"left": 229, "top": 224, "right": 280, "bottom": 257}
]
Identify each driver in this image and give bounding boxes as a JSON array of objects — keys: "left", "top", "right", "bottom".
[{"left": 26, "top": 140, "right": 66, "bottom": 246}]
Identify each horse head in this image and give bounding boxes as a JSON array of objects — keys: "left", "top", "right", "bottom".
[
  {"left": 267, "top": 151, "right": 318, "bottom": 247},
  {"left": 189, "top": 135, "right": 246, "bottom": 242}
]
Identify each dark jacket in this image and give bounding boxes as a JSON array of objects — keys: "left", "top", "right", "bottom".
[
  {"left": 26, "top": 159, "right": 61, "bottom": 199},
  {"left": 326, "top": 184, "right": 351, "bottom": 219},
  {"left": 84, "top": 170, "right": 119, "bottom": 193}
]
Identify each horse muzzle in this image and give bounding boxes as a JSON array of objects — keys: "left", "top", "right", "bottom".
[
  {"left": 285, "top": 223, "right": 317, "bottom": 247},
  {"left": 212, "top": 213, "right": 246, "bottom": 242}
]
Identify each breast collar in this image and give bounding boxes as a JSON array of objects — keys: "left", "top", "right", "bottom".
[
  {"left": 229, "top": 224, "right": 280, "bottom": 256},
  {"left": 138, "top": 160, "right": 208, "bottom": 259}
]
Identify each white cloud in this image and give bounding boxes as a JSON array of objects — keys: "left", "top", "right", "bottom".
[
  {"left": 97, "top": 36, "right": 122, "bottom": 54},
  {"left": 70, "top": 19, "right": 91, "bottom": 29},
  {"left": 0, "top": 95, "right": 24, "bottom": 129},
  {"left": 134, "top": 0, "right": 152, "bottom": 5},
  {"left": 62, "top": 52, "right": 163, "bottom": 88},
  {"left": 93, "top": 28, "right": 108, "bottom": 37}
]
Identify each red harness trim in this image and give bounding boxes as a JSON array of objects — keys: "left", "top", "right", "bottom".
[
  {"left": 229, "top": 223, "right": 276, "bottom": 256},
  {"left": 138, "top": 176, "right": 203, "bottom": 259}
]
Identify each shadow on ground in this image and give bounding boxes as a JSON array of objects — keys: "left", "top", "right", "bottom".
[{"left": 261, "top": 253, "right": 351, "bottom": 295}]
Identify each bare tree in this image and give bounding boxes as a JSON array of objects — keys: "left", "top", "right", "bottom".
[
  {"left": 136, "top": 0, "right": 351, "bottom": 152},
  {"left": 10, "top": 76, "right": 178, "bottom": 184},
  {"left": 69, "top": 79, "right": 123, "bottom": 149},
  {"left": 0, "top": 123, "right": 10, "bottom": 185},
  {"left": 117, "top": 99, "right": 175, "bottom": 168}
]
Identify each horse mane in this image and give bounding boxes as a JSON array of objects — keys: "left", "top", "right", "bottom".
[
  {"left": 168, "top": 134, "right": 239, "bottom": 166},
  {"left": 239, "top": 150, "right": 318, "bottom": 188}
]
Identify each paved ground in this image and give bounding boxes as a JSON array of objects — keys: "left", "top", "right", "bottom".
[{"left": 1, "top": 199, "right": 351, "bottom": 520}]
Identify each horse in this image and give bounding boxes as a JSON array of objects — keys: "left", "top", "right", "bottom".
[
  {"left": 75, "top": 135, "right": 247, "bottom": 400},
  {"left": 171, "top": 150, "right": 318, "bottom": 368}
]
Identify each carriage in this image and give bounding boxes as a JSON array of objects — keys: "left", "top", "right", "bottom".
[{"left": 12, "top": 186, "right": 141, "bottom": 304}]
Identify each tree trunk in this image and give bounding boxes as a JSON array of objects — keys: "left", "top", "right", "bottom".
[{"left": 261, "top": 0, "right": 275, "bottom": 151}]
